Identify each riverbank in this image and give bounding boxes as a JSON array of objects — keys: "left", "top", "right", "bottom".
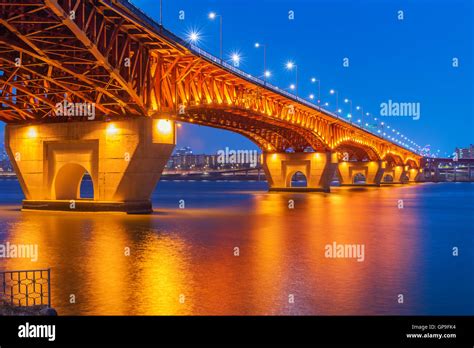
[{"left": 0, "top": 300, "right": 57, "bottom": 316}]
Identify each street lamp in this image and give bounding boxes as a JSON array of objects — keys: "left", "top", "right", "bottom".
[
  {"left": 187, "top": 29, "right": 200, "bottom": 44},
  {"left": 286, "top": 61, "right": 298, "bottom": 96},
  {"left": 230, "top": 52, "right": 241, "bottom": 67},
  {"left": 344, "top": 98, "right": 353, "bottom": 123},
  {"left": 355, "top": 106, "right": 365, "bottom": 120},
  {"left": 311, "top": 77, "right": 321, "bottom": 105},
  {"left": 255, "top": 42, "right": 267, "bottom": 83},
  {"left": 208, "top": 12, "right": 223, "bottom": 60},
  {"left": 329, "top": 89, "right": 338, "bottom": 112}
]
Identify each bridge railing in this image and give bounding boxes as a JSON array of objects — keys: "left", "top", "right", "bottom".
[
  {"left": 0, "top": 268, "right": 51, "bottom": 307},
  {"left": 124, "top": 0, "right": 418, "bottom": 155}
]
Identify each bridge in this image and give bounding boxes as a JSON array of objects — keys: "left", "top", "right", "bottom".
[
  {"left": 0, "top": 0, "right": 423, "bottom": 213},
  {"left": 421, "top": 158, "right": 474, "bottom": 182}
]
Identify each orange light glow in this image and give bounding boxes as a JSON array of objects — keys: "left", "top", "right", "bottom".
[
  {"left": 27, "top": 127, "right": 38, "bottom": 138},
  {"left": 106, "top": 123, "right": 118, "bottom": 135},
  {"left": 157, "top": 119, "right": 172, "bottom": 134}
]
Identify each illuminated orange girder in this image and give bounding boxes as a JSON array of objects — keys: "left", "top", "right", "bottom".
[{"left": 0, "top": 0, "right": 421, "bottom": 167}]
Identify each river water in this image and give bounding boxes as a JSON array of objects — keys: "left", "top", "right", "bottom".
[{"left": 0, "top": 180, "right": 472, "bottom": 315}]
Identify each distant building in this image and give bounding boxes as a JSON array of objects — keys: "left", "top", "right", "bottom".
[
  {"left": 0, "top": 148, "right": 13, "bottom": 172},
  {"left": 455, "top": 144, "right": 474, "bottom": 159},
  {"left": 175, "top": 146, "right": 193, "bottom": 156},
  {"left": 165, "top": 146, "right": 259, "bottom": 171}
]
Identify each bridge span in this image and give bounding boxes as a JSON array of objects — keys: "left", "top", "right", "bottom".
[{"left": 0, "top": 0, "right": 423, "bottom": 213}]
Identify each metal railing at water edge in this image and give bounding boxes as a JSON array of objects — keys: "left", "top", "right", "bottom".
[{"left": 0, "top": 268, "right": 51, "bottom": 308}]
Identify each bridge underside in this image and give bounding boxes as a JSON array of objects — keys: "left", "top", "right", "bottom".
[{"left": 0, "top": 0, "right": 423, "bottom": 212}]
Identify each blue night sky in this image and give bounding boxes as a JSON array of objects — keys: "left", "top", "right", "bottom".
[{"left": 1, "top": 0, "right": 472, "bottom": 157}]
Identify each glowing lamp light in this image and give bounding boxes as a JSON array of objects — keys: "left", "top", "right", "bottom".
[
  {"left": 330, "top": 89, "right": 335, "bottom": 94},
  {"left": 309, "top": 94, "right": 315, "bottom": 100},
  {"left": 208, "top": 12, "right": 217, "bottom": 19},
  {"left": 231, "top": 53, "right": 241, "bottom": 64},
  {"left": 311, "top": 77, "right": 316, "bottom": 83},
  {"left": 290, "top": 84, "right": 295, "bottom": 90},
  {"left": 286, "top": 61, "right": 295, "bottom": 70},
  {"left": 255, "top": 42, "right": 260, "bottom": 48},
  {"left": 187, "top": 30, "right": 200, "bottom": 43},
  {"left": 157, "top": 119, "right": 172, "bottom": 134},
  {"left": 27, "top": 127, "right": 38, "bottom": 138},
  {"left": 106, "top": 123, "right": 118, "bottom": 135},
  {"left": 264, "top": 70, "right": 271, "bottom": 78}
]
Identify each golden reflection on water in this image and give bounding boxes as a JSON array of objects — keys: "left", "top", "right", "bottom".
[{"left": 0, "top": 185, "right": 423, "bottom": 315}]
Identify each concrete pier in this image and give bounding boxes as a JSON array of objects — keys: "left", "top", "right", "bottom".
[
  {"left": 5, "top": 118, "right": 176, "bottom": 213},
  {"left": 337, "top": 160, "right": 385, "bottom": 186},
  {"left": 261, "top": 152, "right": 338, "bottom": 192}
]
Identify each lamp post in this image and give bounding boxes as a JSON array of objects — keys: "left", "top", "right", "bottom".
[
  {"left": 355, "top": 105, "right": 364, "bottom": 119},
  {"left": 329, "top": 89, "right": 338, "bottom": 113},
  {"left": 311, "top": 77, "right": 320, "bottom": 105},
  {"left": 209, "top": 12, "right": 223, "bottom": 61},
  {"left": 255, "top": 43, "right": 268, "bottom": 83},
  {"left": 160, "top": 0, "right": 163, "bottom": 25},
  {"left": 344, "top": 98, "right": 353, "bottom": 123},
  {"left": 286, "top": 61, "right": 298, "bottom": 96}
]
